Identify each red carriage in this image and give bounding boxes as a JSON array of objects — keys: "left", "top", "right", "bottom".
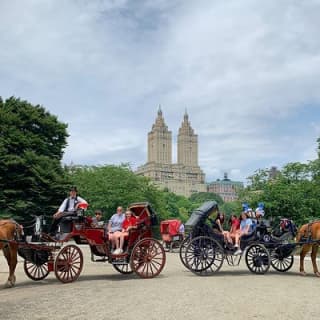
[
  {"left": 160, "top": 219, "right": 184, "bottom": 252},
  {"left": 17, "top": 202, "right": 166, "bottom": 283}
]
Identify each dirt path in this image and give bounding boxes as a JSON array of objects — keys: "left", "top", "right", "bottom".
[{"left": 1, "top": 246, "right": 320, "bottom": 320}]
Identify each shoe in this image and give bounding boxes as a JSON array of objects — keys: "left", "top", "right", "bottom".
[
  {"left": 118, "top": 249, "right": 123, "bottom": 254},
  {"left": 113, "top": 248, "right": 120, "bottom": 254},
  {"left": 234, "top": 249, "right": 242, "bottom": 256}
]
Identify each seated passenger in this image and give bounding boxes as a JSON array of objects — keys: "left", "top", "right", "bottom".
[
  {"left": 113, "top": 210, "right": 137, "bottom": 255},
  {"left": 225, "top": 214, "right": 240, "bottom": 245},
  {"left": 234, "top": 211, "right": 253, "bottom": 255},
  {"left": 107, "top": 206, "right": 125, "bottom": 252},
  {"left": 179, "top": 223, "right": 185, "bottom": 238},
  {"left": 91, "top": 210, "right": 104, "bottom": 227}
]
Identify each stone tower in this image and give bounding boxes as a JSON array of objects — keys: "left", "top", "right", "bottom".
[
  {"left": 136, "top": 108, "right": 206, "bottom": 197},
  {"left": 147, "top": 107, "right": 172, "bottom": 164},
  {"left": 177, "top": 111, "right": 198, "bottom": 166}
]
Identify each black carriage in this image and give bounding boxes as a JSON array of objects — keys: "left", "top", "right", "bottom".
[{"left": 179, "top": 201, "right": 297, "bottom": 275}]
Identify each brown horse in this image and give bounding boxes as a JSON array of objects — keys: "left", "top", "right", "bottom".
[
  {"left": 0, "top": 220, "right": 23, "bottom": 288},
  {"left": 296, "top": 221, "right": 320, "bottom": 277}
]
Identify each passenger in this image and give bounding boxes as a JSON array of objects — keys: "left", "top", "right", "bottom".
[
  {"left": 212, "top": 212, "right": 232, "bottom": 243},
  {"left": 49, "top": 186, "right": 88, "bottom": 236},
  {"left": 255, "top": 206, "right": 265, "bottom": 220},
  {"left": 234, "top": 211, "right": 253, "bottom": 255},
  {"left": 91, "top": 210, "right": 104, "bottom": 227},
  {"left": 113, "top": 209, "right": 137, "bottom": 255},
  {"left": 107, "top": 206, "right": 125, "bottom": 253},
  {"left": 225, "top": 214, "right": 240, "bottom": 244},
  {"left": 214, "top": 212, "right": 224, "bottom": 233},
  {"left": 179, "top": 223, "right": 185, "bottom": 238}
]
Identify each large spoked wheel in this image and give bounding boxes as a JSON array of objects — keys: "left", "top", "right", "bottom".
[
  {"left": 184, "top": 236, "right": 224, "bottom": 275},
  {"left": 130, "top": 238, "right": 166, "bottom": 278},
  {"left": 54, "top": 245, "right": 83, "bottom": 283},
  {"left": 270, "top": 250, "right": 294, "bottom": 272},
  {"left": 24, "top": 260, "right": 50, "bottom": 281},
  {"left": 245, "top": 244, "right": 270, "bottom": 274},
  {"left": 179, "top": 236, "right": 191, "bottom": 268},
  {"left": 113, "top": 263, "right": 133, "bottom": 274}
]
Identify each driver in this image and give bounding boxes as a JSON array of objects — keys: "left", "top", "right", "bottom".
[{"left": 49, "top": 186, "right": 88, "bottom": 236}]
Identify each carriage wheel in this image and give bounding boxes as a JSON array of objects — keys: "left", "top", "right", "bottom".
[
  {"left": 24, "top": 260, "right": 50, "bottom": 281},
  {"left": 179, "top": 236, "right": 191, "bottom": 268},
  {"left": 184, "top": 236, "right": 224, "bottom": 275},
  {"left": 130, "top": 238, "right": 166, "bottom": 278},
  {"left": 113, "top": 263, "right": 133, "bottom": 274},
  {"left": 54, "top": 245, "right": 83, "bottom": 283},
  {"left": 270, "top": 251, "right": 294, "bottom": 272},
  {"left": 245, "top": 244, "right": 270, "bottom": 274}
]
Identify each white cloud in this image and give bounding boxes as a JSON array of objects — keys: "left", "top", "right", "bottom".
[{"left": 1, "top": 0, "right": 320, "bottom": 183}]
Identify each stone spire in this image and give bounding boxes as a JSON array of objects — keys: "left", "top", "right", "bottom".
[
  {"left": 148, "top": 108, "right": 172, "bottom": 164},
  {"left": 177, "top": 111, "right": 198, "bottom": 166}
]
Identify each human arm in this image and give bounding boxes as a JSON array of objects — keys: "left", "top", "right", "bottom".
[
  {"left": 240, "top": 220, "right": 252, "bottom": 235},
  {"left": 75, "top": 196, "right": 88, "bottom": 209},
  {"left": 216, "top": 219, "right": 224, "bottom": 232},
  {"left": 53, "top": 199, "right": 68, "bottom": 218},
  {"left": 108, "top": 216, "right": 114, "bottom": 233}
]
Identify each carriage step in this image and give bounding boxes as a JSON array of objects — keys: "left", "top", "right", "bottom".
[
  {"left": 112, "top": 260, "right": 128, "bottom": 265},
  {"left": 94, "top": 258, "right": 107, "bottom": 262}
]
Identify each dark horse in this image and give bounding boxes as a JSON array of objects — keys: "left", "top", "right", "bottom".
[
  {"left": 296, "top": 221, "right": 320, "bottom": 277},
  {"left": 0, "top": 220, "right": 23, "bottom": 288}
]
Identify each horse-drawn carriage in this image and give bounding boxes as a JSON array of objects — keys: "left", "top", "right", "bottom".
[
  {"left": 15, "top": 202, "right": 166, "bottom": 283},
  {"left": 179, "top": 201, "right": 298, "bottom": 276},
  {"left": 160, "top": 219, "right": 184, "bottom": 252}
]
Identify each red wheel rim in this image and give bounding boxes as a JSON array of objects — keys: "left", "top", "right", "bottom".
[
  {"left": 130, "top": 238, "right": 166, "bottom": 278},
  {"left": 54, "top": 245, "right": 83, "bottom": 283}
]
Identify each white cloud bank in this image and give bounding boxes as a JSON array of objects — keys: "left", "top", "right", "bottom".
[{"left": 1, "top": 0, "right": 320, "bottom": 182}]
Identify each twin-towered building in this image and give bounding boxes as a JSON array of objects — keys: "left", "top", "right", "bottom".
[{"left": 136, "top": 108, "right": 207, "bottom": 197}]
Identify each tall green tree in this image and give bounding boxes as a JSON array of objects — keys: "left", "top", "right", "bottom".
[{"left": 0, "top": 97, "right": 69, "bottom": 219}]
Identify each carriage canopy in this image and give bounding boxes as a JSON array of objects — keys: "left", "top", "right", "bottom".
[{"left": 185, "top": 201, "right": 219, "bottom": 228}]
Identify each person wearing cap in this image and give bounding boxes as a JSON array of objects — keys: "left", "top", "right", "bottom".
[
  {"left": 49, "top": 186, "right": 88, "bottom": 235},
  {"left": 255, "top": 207, "right": 265, "bottom": 220}
]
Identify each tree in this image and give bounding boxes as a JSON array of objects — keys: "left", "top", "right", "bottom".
[
  {"left": 0, "top": 97, "right": 69, "bottom": 219},
  {"left": 68, "top": 164, "right": 166, "bottom": 220},
  {"left": 189, "top": 192, "right": 224, "bottom": 206},
  {"left": 239, "top": 161, "right": 320, "bottom": 225}
]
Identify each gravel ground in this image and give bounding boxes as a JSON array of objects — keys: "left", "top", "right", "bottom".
[{"left": 1, "top": 245, "right": 320, "bottom": 320}]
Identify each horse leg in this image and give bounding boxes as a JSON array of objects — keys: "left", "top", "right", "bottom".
[
  {"left": 299, "top": 244, "right": 311, "bottom": 276},
  {"left": 311, "top": 245, "right": 320, "bottom": 277},
  {"left": 3, "top": 244, "right": 17, "bottom": 288}
]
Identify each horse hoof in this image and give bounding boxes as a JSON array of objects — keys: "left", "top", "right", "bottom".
[
  {"left": 300, "top": 271, "right": 307, "bottom": 276},
  {"left": 4, "top": 281, "right": 14, "bottom": 288},
  {"left": 315, "top": 272, "right": 320, "bottom": 277}
]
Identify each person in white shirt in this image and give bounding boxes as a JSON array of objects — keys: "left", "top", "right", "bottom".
[{"left": 49, "top": 186, "right": 87, "bottom": 235}]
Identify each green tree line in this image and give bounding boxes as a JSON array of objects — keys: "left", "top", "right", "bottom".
[{"left": 1, "top": 96, "right": 320, "bottom": 227}]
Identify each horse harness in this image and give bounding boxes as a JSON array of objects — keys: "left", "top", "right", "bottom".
[
  {"left": 0, "top": 220, "right": 23, "bottom": 247},
  {"left": 300, "top": 220, "right": 320, "bottom": 243}
]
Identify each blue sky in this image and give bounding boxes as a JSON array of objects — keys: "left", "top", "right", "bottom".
[{"left": 1, "top": 0, "right": 320, "bottom": 183}]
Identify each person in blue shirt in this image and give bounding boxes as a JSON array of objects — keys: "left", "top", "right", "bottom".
[
  {"left": 107, "top": 206, "right": 125, "bottom": 253},
  {"left": 234, "top": 211, "right": 253, "bottom": 255}
]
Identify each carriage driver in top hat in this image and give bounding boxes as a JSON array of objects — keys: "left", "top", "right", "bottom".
[{"left": 49, "top": 186, "right": 88, "bottom": 236}]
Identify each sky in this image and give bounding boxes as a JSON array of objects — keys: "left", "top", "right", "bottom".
[{"left": 1, "top": 0, "right": 320, "bottom": 183}]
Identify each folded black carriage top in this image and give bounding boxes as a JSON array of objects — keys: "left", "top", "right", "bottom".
[{"left": 185, "top": 201, "right": 219, "bottom": 228}]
